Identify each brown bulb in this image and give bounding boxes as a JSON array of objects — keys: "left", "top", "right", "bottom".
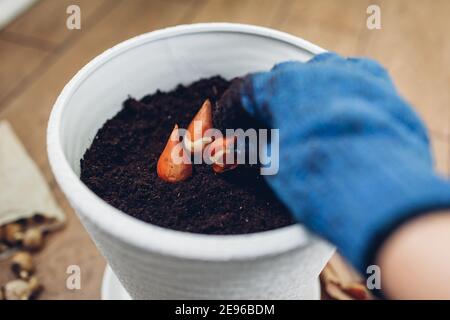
[
  {"left": 184, "top": 99, "right": 214, "bottom": 153},
  {"left": 157, "top": 124, "right": 193, "bottom": 183}
]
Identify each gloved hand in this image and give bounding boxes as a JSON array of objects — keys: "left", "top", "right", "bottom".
[{"left": 217, "top": 52, "right": 450, "bottom": 274}]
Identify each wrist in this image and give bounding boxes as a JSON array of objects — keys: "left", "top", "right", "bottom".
[{"left": 377, "top": 211, "right": 450, "bottom": 299}]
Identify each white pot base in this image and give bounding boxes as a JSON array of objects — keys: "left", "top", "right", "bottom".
[{"left": 101, "top": 265, "right": 321, "bottom": 300}]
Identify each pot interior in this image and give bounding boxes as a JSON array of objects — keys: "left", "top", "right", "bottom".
[{"left": 60, "top": 29, "right": 315, "bottom": 175}]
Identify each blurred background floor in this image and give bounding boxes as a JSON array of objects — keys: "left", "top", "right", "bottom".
[{"left": 0, "top": 0, "right": 449, "bottom": 299}]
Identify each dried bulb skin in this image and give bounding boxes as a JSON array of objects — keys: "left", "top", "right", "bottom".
[
  {"left": 320, "top": 264, "right": 341, "bottom": 285},
  {"left": 208, "top": 136, "right": 238, "bottom": 173},
  {"left": 320, "top": 263, "right": 371, "bottom": 300},
  {"left": 22, "top": 228, "right": 44, "bottom": 251},
  {"left": 4, "top": 223, "right": 23, "bottom": 245},
  {"left": 157, "top": 124, "right": 193, "bottom": 183},
  {"left": 27, "top": 276, "right": 43, "bottom": 298},
  {"left": 185, "top": 99, "right": 214, "bottom": 153},
  {"left": 324, "top": 282, "right": 353, "bottom": 300},
  {"left": 11, "top": 251, "right": 35, "bottom": 278},
  {"left": 3, "top": 279, "right": 32, "bottom": 300},
  {"left": 342, "top": 283, "right": 369, "bottom": 300}
]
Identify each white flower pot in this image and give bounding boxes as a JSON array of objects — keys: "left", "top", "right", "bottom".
[{"left": 47, "top": 23, "right": 334, "bottom": 299}]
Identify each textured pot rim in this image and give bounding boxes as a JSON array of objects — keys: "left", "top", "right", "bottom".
[{"left": 47, "top": 23, "right": 326, "bottom": 261}]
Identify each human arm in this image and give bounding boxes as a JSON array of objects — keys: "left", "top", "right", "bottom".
[
  {"left": 377, "top": 211, "right": 450, "bottom": 299},
  {"left": 216, "top": 53, "right": 450, "bottom": 299}
]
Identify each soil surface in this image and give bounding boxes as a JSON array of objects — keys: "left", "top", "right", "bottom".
[{"left": 80, "top": 76, "right": 294, "bottom": 234}]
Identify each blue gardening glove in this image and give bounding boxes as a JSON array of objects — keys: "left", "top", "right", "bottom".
[{"left": 217, "top": 52, "right": 450, "bottom": 274}]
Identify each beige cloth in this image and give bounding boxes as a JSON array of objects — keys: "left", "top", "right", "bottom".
[{"left": 0, "top": 121, "right": 65, "bottom": 226}]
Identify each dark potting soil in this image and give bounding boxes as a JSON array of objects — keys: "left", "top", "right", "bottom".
[{"left": 80, "top": 76, "right": 295, "bottom": 234}]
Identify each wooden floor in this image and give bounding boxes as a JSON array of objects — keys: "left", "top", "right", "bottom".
[{"left": 1, "top": 0, "right": 449, "bottom": 299}]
